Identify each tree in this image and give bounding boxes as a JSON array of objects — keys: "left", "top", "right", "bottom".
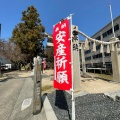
[
  {"left": 2, "top": 41, "right": 27, "bottom": 70},
  {"left": 10, "top": 6, "right": 45, "bottom": 68},
  {"left": 44, "top": 46, "right": 54, "bottom": 69},
  {"left": 44, "top": 47, "right": 54, "bottom": 62},
  {"left": 0, "top": 39, "right": 5, "bottom": 76}
]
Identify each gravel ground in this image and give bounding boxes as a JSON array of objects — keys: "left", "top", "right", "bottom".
[{"left": 48, "top": 90, "right": 120, "bottom": 120}]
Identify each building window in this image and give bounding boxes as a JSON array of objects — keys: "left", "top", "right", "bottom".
[
  {"left": 109, "top": 28, "right": 113, "bottom": 34},
  {"left": 117, "top": 36, "right": 120, "bottom": 39},
  {"left": 96, "top": 36, "right": 101, "bottom": 40},
  {"left": 93, "top": 54, "right": 97, "bottom": 59},
  {"left": 102, "top": 32, "right": 107, "bottom": 38},
  {"left": 92, "top": 53, "right": 102, "bottom": 59},
  {"left": 107, "top": 28, "right": 112, "bottom": 35},
  {"left": 104, "top": 45, "right": 107, "bottom": 48},
  {"left": 105, "top": 62, "right": 112, "bottom": 69},
  {"left": 96, "top": 45, "right": 101, "bottom": 50},
  {"left": 114, "top": 24, "right": 119, "bottom": 31},
  {"left": 85, "top": 56, "right": 91, "bottom": 61},
  {"left": 104, "top": 52, "right": 111, "bottom": 57},
  {"left": 85, "top": 49, "right": 91, "bottom": 54}
]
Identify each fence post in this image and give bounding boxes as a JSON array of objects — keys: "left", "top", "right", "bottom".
[{"left": 33, "top": 56, "right": 42, "bottom": 114}]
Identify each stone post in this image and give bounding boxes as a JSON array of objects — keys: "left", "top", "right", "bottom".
[
  {"left": 110, "top": 38, "right": 120, "bottom": 82},
  {"left": 81, "top": 44, "right": 86, "bottom": 73},
  {"left": 33, "top": 56, "right": 42, "bottom": 114},
  {"left": 72, "top": 25, "right": 81, "bottom": 92}
]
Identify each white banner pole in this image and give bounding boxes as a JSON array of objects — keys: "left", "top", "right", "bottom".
[{"left": 70, "top": 13, "right": 75, "bottom": 120}]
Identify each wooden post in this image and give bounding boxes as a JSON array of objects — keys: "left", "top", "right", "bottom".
[{"left": 33, "top": 56, "right": 42, "bottom": 114}]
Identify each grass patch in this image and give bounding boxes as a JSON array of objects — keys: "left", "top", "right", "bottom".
[
  {"left": 0, "top": 76, "right": 3, "bottom": 78},
  {"left": 42, "top": 85, "right": 53, "bottom": 92},
  {"left": 87, "top": 72, "right": 113, "bottom": 81}
]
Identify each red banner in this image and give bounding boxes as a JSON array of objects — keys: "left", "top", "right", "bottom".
[{"left": 53, "top": 18, "right": 72, "bottom": 90}]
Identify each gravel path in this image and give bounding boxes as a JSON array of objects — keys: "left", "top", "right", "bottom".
[{"left": 48, "top": 90, "right": 120, "bottom": 120}]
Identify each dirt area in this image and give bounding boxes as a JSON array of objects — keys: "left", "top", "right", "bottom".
[
  {"left": 2, "top": 70, "right": 120, "bottom": 94},
  {"left": 42, "top": 69, "right": 120, "bottom": 94},
  {"left": 41, "top": 69, "right": 55, "bottom": 94},
  {"left": 81, "top": 78, "right": 120, "bottom": 93},
  {"left": 43, "top": 69, "right": 54, "bottom": 76},
  {"left": 42, "top": 69, "right": 54, "bottom": 87},
  {"left": 18, "top": 71, "right": 31, "bottom": 77},
  {"left": 2, "top": 70, "right": 31, "bottom": 78}
]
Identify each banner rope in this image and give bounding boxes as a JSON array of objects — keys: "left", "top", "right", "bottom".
[{"left": 76, "top": 30, "right": 120, "bottom": 45}]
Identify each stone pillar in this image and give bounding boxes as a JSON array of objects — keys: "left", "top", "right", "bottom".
[
  {"left": 110, "top": 38, "right": 120, "bottom": 82},
  {"left": 81, "top": 44, "right": 86, "bottom": 73},
  {"left": 72, "top": 25, "right": 81, "bottom": 92}
]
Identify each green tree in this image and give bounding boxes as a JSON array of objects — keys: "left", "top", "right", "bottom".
[{"left": 10, "top": 6, "right": 45, "bottom": 68}]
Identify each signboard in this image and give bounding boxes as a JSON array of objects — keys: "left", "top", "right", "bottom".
[{"left": 53, "top": 18, "right": 72, "bottom": 90}]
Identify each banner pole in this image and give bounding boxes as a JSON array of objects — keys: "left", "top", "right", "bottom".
[
  {"left": 109, "top": 3, "right": 115, "bottom": 38},
  {"left": 70, "top": 13, "right": 75, "bottom": 120}
]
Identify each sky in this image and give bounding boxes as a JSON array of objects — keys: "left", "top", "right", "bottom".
[{"left": 0, "top": 0, "right": 120, "bottom": 46}]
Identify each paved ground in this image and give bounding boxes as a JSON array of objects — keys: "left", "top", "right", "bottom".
[
  {"left": 0, "top": 70, "right": 46, "bottom": 120},
  {"left": 0, "top": 77, "right": 24, "bottom": 120}
]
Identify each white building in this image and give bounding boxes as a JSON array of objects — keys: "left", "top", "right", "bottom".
[{"left": 85, "top": 15, "right": 120, "bottom": 69}]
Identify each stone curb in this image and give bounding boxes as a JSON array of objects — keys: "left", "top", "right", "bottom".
[
  {"left": 104, "top": 90, "right": 120, "bottom": 101},
  {"left": 43, "top": 96, "right": 58, "bottom": 120}
]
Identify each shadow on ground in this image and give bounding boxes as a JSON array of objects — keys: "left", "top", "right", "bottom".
[{"left": 55, "top": 90, "right": 71, "bottom": 120}]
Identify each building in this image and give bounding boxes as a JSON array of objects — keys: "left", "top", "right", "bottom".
[{"left": 85, "top": 15, "right": 120, "bottom": 70}]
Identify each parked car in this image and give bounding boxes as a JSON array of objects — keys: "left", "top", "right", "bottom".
[{"left": 1, "top": 65, "right": 9, "bottom": 70}]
